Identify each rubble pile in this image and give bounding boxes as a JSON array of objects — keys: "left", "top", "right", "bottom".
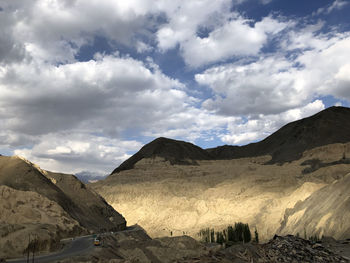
[
  {"left": 179, "top": 235, "right": 349, "bottom": 263},
  {"left": 260, "top": 235, "right": 348, "bottom": 263}
]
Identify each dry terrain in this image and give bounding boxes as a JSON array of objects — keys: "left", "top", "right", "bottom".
[
  {"left": 0, "top": 156, "right": 126, "bottom": 259},
  {"left": 92, "top": 142, "right": 350, "bottom": 241}
]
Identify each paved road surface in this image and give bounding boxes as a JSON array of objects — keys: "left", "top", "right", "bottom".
[
  {"left": 7, "top": 235, "right": 95, "bottom": 263},
  {"left": 6, "top": 226, "right": 138, "bottom": 263}
]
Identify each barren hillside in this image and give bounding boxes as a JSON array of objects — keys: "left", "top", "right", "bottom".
[
  {"left": 0, "top": 156, "right": 126, "bottom": 258},
  {"left": 93, "top": 107, "right": 350, "bottom": 241}
]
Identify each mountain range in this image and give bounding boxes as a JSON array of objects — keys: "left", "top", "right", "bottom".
[
  {"left": 93, "top": 106, "right": 350, "bottom": 242},
  {"left": 1, "top": 106, "right": 350, "bottom": 261},
  {"left": 112, "top": 106, "right": 350, "bottom": 175}
]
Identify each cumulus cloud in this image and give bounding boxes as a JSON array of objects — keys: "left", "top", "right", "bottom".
[
  {"left": 0, "top": 53, "right": 188, "bottom": 137},
  {"left": 221, "top": 100, "right": 325, "bottom": 145},
  {"left": 0, "top": 0, "right": 159, "bottom": 64},
  {"left": 181, "top": 16, "right": 290, "bottom": 68},
  {"left": 1, "top": 0, "right": 350, "bottom": 175},
  {"left": 156, "top": 0, "right": 233, "bottom": 51},
  {"left": 157, "top": 2, "right": 290, "bottom": 67},
  {"left": 196, "top": 55, "right": 308, "bottom": 115},
  {"left": 14, "top": 133, "right": 142, "bottom": 174},
  {"left": 0, "top": 52, "right": 236, "bottom": 173},
  {"left": 196, "top": 31, "right": 350, "bottom": 116}
]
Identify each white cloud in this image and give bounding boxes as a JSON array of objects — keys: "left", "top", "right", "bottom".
[
  {"left": 0, "top": 53, "right": 188, "bottom": 137},
  {"left": 196, "top": 32, "right": 350, "bottom": 116},
  {"left": 1, "top": 0, "right": 350, "bottom": 175},
  {"left": 0, "top": 0, "right": 160, "bottom": 64},
  {"left": 0, "top": 51, "right": 237, "bottom": 173},
  {"left": 221, "top": 100, "right": 325, "bottom": 145},
  {"left": 196, "top": 55, "right": 307, "bottom": 115},
  {"left": 181, "top": 18, "right": 267, "bottom": 68},
  {"left": 297, "top": 36, "right": 350, "bottom": 101},
  {"left": 14, "top": 133, "right": 142, "bottom": 174},
  {"left": 157, "top": 4, "right": 290, "bottom": 68},
  {"left": 314, "top": 0, "right": 349, "bottom": 15},
  {"left": 156, "top": 0, "right": 233, "bottom": 51}
]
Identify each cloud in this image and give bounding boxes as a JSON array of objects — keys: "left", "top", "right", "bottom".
[
  {"left": 196, "top": 29, "right": 350, "bottom": 116},
  {"left": 181, "top": 16, "right": 289, "bottom": 68},
  {"left": 314, "top": 0, "right": 349, "bottom": 15},
  {"left": 156, "top": 0, "right": 233, "bottom": 51},
  {"left": 14, "top": 133, "right": 143, "bottom": 174},
  {"left": 220, "top": 100, "right": 325, "bottom": 145},
  {"left": 1, "top": 0, "right": 350, "bottom": 175},
  {"left": 0, "top": 5, "right": 27, "bottom": 64},
  {"left": 157, "top": 2, "right": 290, "bottom": 68},
  {"left": 0, "top": 0, "right": 159, "bottom": 64},
  {"left": 196, "top": 55, "right": 308, "bottom": 115},
  {"left": 260, "top": 0, "right": 273, "bottom": 4},
  {"left": 0, "top": 52, "right": 236, "bottom": 173},
  {"left": 0, "top": 53, "right": 189, "bottom": 137}
]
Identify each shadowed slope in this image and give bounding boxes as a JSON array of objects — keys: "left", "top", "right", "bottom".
[
  {"left": 111, "top": 137, "right": 212, "bottom": 174},
  {"left": 207, "top": 106, "right": 350, "bottom": 163},
  {"left": 111, "top": 106, "right": 350, "bottom": 174},
  {"left": 0, "top": 156, "right": 126, "bottom": 232}
]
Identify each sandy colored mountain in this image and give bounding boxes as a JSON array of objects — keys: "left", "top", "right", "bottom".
[
  {"left": 92, "top": 107, "right": 350, "bottom": 242},
  {"left": 0, "top": 185, "right": 83, "bottom": 258},
  {"left": 278, "top": 172, "right": 350, "bottom": 239},
  {"left": 0, "top": 155, "right": 126, "bottom": 258}
]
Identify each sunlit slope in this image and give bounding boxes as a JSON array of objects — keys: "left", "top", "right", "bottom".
[
  {"left": 93, "top": 142, "right": 350, "bottom": 240},
  {"left": 94, "top": 107, "right": 350, "bottom": 241},
  {"left": 278, "top": 172, "right": 350, "bottom": 239}
]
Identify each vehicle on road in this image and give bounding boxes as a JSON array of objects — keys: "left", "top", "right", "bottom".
[{"left": 94, "top": 237, "right": 101, "bottom": 246}]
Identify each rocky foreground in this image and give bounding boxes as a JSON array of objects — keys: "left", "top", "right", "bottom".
[
  {"left": 181, "top": 235, "right": 350, "bottom": 263},
  {"left": 30, "top": 229, "right": 350, "bottom": 263}
]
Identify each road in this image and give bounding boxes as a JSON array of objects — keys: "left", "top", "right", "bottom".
[
  {"left": 6, "top": 226, "right": 138, "bottom": 263},
  {"left": 7, "top": 235, "right": 95, "bottom": 263}
]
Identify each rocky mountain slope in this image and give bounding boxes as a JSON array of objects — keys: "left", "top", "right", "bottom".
[
  {"left": 278, "top": 172, "right": 350, "bottom": 239},
  {"left": 112, "top": 137, "right": 212, "bottom": 174},
  {"left": 111, "top": 106, "right": 350, "bottom": 174},
  {"left": 207, "top": 106, "right": 350, "bottom": 163},
  {"left": 93, "top": 106, "right": 350, "bottom": 242},
  {"left": 0, "top": 156, "right": 126, "bottom": 258}
]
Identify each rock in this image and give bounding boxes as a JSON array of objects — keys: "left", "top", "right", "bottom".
[
  {"left": 180, "top": 235, "right": 350, "bottom": 263},
  {"left": 261, "top": 235, "right": 348, "bottom": 262}
]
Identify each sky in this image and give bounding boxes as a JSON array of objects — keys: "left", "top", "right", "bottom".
[{"left": 1, "top": 0, "right": 350, "bottom": 177}]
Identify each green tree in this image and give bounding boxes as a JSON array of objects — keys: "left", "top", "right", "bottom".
[
  {"left": 254, "top": 228, "right": 259, "bottom": 243},
  {"left": 235, "top": 222, "right": 244, "bottom": 242},
  {"left": 243, "top": 223, "right": 251, "bottom": 243},
  {"left": 227, "top": 225, "right": 235, "bottom": 241},
  {"left": 210, "top": 229, "right": 215, "bottom": 243},
  {"left": 216, "top": 231, "right": 225, "bottom": 244}
]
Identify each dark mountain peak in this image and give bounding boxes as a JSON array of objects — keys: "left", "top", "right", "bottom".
[
  {"left": 208, "top": 106, "right": 350, "bottom": 163},
  {"left": 111, "top": 137, "right": 212, "bottom": 174},
  {"left": 111, "top": 106, "right": 350, "bottom": 174}
]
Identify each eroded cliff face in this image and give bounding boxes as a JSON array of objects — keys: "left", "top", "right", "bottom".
[
  {"left": 0, "top": 185, "right": 84, "bottom": 258},
  {"left": 92, "top": 143, "right": 350, "bottom": 241},
  {"left": 0, "top": 155, "right": 126, "bottom": 258},
  {"left": 278, "top": 173, "right": 350, "bottom": 239}
]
